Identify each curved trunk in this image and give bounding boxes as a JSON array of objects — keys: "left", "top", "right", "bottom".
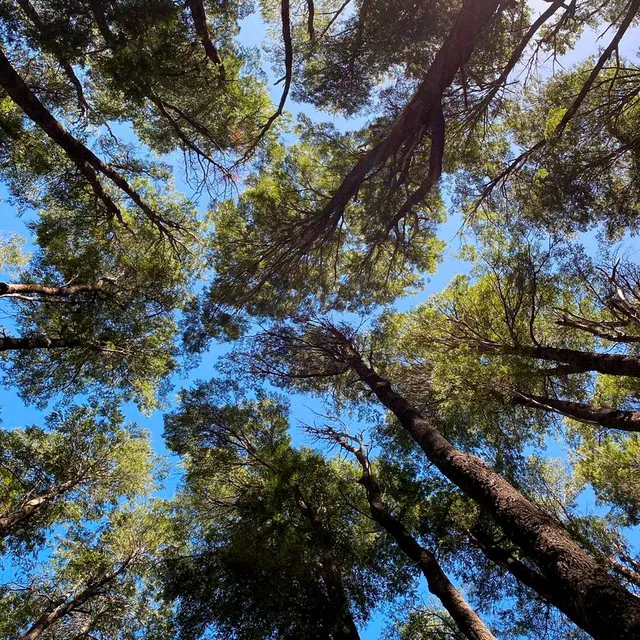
[{"left": 0, "top": 48, "right": 177, "bottom": 238}]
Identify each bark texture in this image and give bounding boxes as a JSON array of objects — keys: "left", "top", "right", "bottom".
[
  {"left": 345, "top": 438, "right": 496, "bottom": 640},
  {"left": 506, "top": 344, "right": 640, "bottom": 378},
  {"left": 186, "top": 0, "right": 223, "bottom": 65},
  {"left": 317, "top": 0, "right": 505, "bottom": 225}
]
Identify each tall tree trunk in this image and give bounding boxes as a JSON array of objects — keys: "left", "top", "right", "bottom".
[
  {"left": 0, "top": 47, "right": 178, "bottom": 238},
  {"left": 186, "top": 0, "right": 222, "bottom": 66},
  {"left": 342, "top": 349, "right": 640, "bottom": 639},
  {"left": 512, "top": 392, "right": 640, "bottom": 432},
  {"left": 319, "top": 558, "right": 361, "bottom": 640},
  {"left": 469, "top": 527, "right": 576, "bottom": 622},
  {"left": 0, "top": 478, "right": 80, "bottom": 538},
  {"left": 294, "top": 487, "right": 361, "bottom": 640},
  {"left": 316, "top": 0, "right": 505, "bottom": 225},
  {"left": 348, "top": 440, "right": 496, "bottom": 640}
]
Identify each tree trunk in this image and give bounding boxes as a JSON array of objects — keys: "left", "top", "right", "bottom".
[
  {"left": 512, "top": 392, "right": 640, "bottom": 432},
  {"left": 0, "top": 47, "right": 176, "bottom": 237},
  {"left": 317, "top": 0, "right": 505, "bottom": 224},
  {"left": 0, "top": 335, "right": 83, "bottom": 351},
  {"left": 470, "top": 527, "right": 576, "bottom": 622},
  {"left": 14, "top": 0, "right": 88, "bottom": 114},
  {"left": 318, "top": 558, "right": 361, "bottom": 640},
  {"left": 354, "top": 450, "right": 496, "bottom": 640},
  {"left": 20, "top": 559, "right": 134, "bottom": 640},
  {"left": 0, "top": 282, "right": 105, "bottom": 297},
  {"left": 186, "top": 0, "right": 222, "bottom": 65},
  {"left": 0, "top": 476, "right": 84, "bottom": 538},
  {"left": 344, "top": 351, "right": 640, "bottom": 640}
]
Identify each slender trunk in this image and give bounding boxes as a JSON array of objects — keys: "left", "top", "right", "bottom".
[
  {"left": 319, "top": 558, "right": 361, "bottom": 640},
  {"left": 293, "top": 487, "right": 360, "bottom": 640},
  {"left": 353, "top": 450, "right": 495, "bottom": 640},
  {"left": 20, "top": 558, "right": 134, "bottom": 640},
  {"left": 0, "top": 48, "right": 177, "bottom": 237},
  {"left": 317, "top": 0, "right": 505, "bottom": 222},
  {"left": 344, "top": 351, "right": 640, "bottom": 639},
  {"left": 88, "top": 0, "right": 116, "bottom": 45},
  {"left": 15, "top": 0, "right": 88, "bottom": 114},
  {"left": 512, "top": 392, "right": 640, "bottom": 432}
]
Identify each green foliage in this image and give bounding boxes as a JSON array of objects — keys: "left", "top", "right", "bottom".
[
  {"left": 1, "top": 1, "right": 640, "bottom": 639},
  {"left": 0, "top": 405, "right": 156, "bottom": 555},
  {"left": 162, "top": 383, "right": 414, "bottom": 639}
]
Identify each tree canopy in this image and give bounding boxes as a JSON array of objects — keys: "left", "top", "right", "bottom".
[{"left": 1, "top": 1, "right": 640, "bottom": 639}]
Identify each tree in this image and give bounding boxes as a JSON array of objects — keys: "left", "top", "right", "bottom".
[
  {"left": 2, "top": 1, "right": 640, "bottom": 638},
  {"left": 310, "top": 424, "right": 497, "bottom": 640},
  {"left": 244, "top": 318, "right": 640, "bottom": 639},
  {"left": 0, "top": 405, "right": 155, "bottom": 555},
  {"left": 0, "top": 506, "right": 174, "bottom": 640},
  {"left": 161, "top": 383, "right": 414, "bottom": 640}
]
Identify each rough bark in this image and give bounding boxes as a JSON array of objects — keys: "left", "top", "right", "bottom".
[
  {"left": 512, "top": 392, "right": 640, "bottom": 432},
  {"left": 469, "top": 527, "right": 576, "bottom": 622},
  {"left": 343, "top": 348, "right": 640, "bottom": 639},
  {"left": 316, "top": 0, "right": 505, "bottom": 225},
  {"left": 505, "top": 344, "right": 640, "bottom": 378},
  {"left": 186, "top": 0, "right": 223, "bottom": 66}
]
